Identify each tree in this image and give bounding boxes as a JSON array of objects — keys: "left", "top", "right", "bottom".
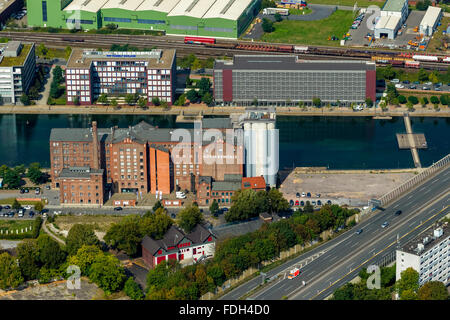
[
  {"left": 110, "top": 98, "right": 118, "bottom": 107},
  {"left": 430, "top": 96, "right": 439, "bottom": 105},
  {"left": 27, "top": 162, "right": 43, "bottom": 184},
  {"left": 36, "top": 43, "right": 48, "bottom": 57},
  {"left": 418, "top": 68, "right": 429, "bottom": 82},
  {"left": 420, "top": 96, "right": 428, "bottom": 107},
  {"left": 225, "top": 189, "right": 268, "bottom": 222},
  {"left": 67, "top": 245, "right": 103, "bottom": 276},
  {"left": 0, "top": 252, "right": 23, "bottom": 290},
  {"left": 416, "top": 0, "right": 431, "bottom": 10},
  {"left": 274, "top": 12, "right": 283, "bottom": 22},
  {"left": 88, "top": 254, "right": 126, "bottom": 294},
  {"left": 191, "top": 58, "right": 202, "bottom": 71},
  {"left": 140, "top": 208, "right": 173, "bottom": 239},
  {"left": 439, "top": 94, "right": 449, "bottom": 106},
  {"left": 407, "top": 96, "right": 418, "bottom": 105},
  {"left": 201, "top": 92, "right": 213, "bottom": 105},
  {"left": 417, "top": 281, "right": 448, "bottom": 300},
  {"left": 17, "top": 239, "right": 40, "bottom": 280},
  {"left": 12, "top": 199, "right": 21, "bottom": 210},
  {"left": 37, "top": 234, "right": 66, "bottom": 269},
  {"left": 186, "top": 89, "right": 198, "bottom": 103},
  {"left": 66, "top": 224, "right": 99, "bottom": 256},
  {"left": 428, "top": 72, "right": 439, "bottom": 84},
  {"left": 261, "top": 18, "right": 274, "bottom": 33},
  {"left": 177, "top": 204, "right": 203, "bottom": 233},
  {"left": 32, "top": 216, "right": 42, "bottom": 238},
  {"left": 34, "top": 201, "right": 44, "bottom": 212},
  {"left": 104, "top": 215, "right": 142, "bottom": 256},
  {"left": 65, "top": 46, "right": 72, "bottom": 59},
  {"left": 52, "top": 66, "right": 63, "bottom": 84},
  {"left": 406, "top": 101, "right": 414, "bottom": 111},
  {"left": 124, "top": 277, "right": 144, "bottom": 300},
  {"left": 209, "top": 199, "right": 219, "bottom": 216},
  {"left": 20, "top": 94, "right": 30, "bottom": 106},
  {"left": 138, "top": 97, "right": 147, "bottom": 108},
  {"left": 382, "top": 65, "right": 396, "bottom": 80},
  {"left": 97, "top": 93, "right": 108, "bottom": 105},
  {"left": 312, "top": 97, "right": 321, "bottom": 107},
  {"left": 174, "top": 94, "right": 186, "bottom": 106},
  {"left": 398, "top": 95, "right": 407, "bottom": 104},
  {"left": 125, "top": 93, "right": 137, "bottom": 105},
  {"left": 252, "top": 98, "right": 258, "bottom": 106},
  {"left": 365, "top": 97, "right": 373, "bottom": 107},
  {"left": 3, "top": 168, "right": 21, "bottom": 189},
  {"left": 197, "top": 77, "right": 211, "bottom": 96},
  {"left": 267, "top": 188, "right": 289, "bottom": 214},
  {"left": 397, "top": 267, "right": 419, "bottom": 299},
  {"left": 151, "top": 97, "right": 161, "bottom": 106}
]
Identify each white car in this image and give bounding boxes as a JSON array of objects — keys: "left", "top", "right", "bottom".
[
  {"left": 301, "top": 192, "right": 306, "bottom": 197},
  {"left": 23, "top": 205, "right": 32, "bottom": 210},
  {"left": 391, "top": 79, "right": 400, "bottom": 83},
  {"left": 176, "top": 191, "right": 186, "bottom": 199},
  {"left": 395, "top": 84, "right": 404, "bottom": 89},
  {"left": 53, "top": 210, "right": 62, "bottom": 215}
]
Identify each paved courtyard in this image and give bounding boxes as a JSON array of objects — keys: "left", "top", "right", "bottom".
[{"left": 280, "top": 169, "right": 417, "bottom": 207}]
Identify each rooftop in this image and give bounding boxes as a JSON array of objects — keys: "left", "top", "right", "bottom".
[
  {"left": 0, "top": 43, "right": 32, "bottom": 67},
  {"left": 400, "top": 221, "right": 449, "bottom": 256},
  {"left": 381, "top": 0, "right": 407, "bottom": 12},
  {"left": 64, "top": 0, "right": 110, "bottom": 13},
  {"left": 375, "top": 15, "right": 401, "bottom": 30},
  {"left": 242, "top": 176, "right": 266, "bottom": 189},
  {"left": 214, "top": 55, "right": 376, "bottom": 71},
  {"left": 58, "top": 167, "right": 104, "bottom": 179},
  {"left": 66, "top": 48, "right": 175, "bottom": 69},
  {"left": 420, "top": 6, "right": 442, "bottom": 28},
  {"left": 0, "top": 0, "right": 19, "bottom": 15}
]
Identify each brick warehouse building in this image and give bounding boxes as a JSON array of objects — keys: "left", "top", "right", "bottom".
[
  {"left": 50, "top": 120, "right": 244, "bottom": 205},
  {"left": 213, "top": 55, "right": 376, "bottom": 106},
  {"left": 65, "top": 48, "right": 176, "bottom": 106}
]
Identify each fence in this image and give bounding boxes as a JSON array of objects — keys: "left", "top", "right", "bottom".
[{"left": 378, "top": 154, "right": 450, "bottom": 206}]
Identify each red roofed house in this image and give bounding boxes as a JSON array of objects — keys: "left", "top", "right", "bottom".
[
  {"left": 141, "top": 224, "right": 216, "bottom": 269},
  {"left": 242, "top": 176, "right": 266, "bottom": 191}
]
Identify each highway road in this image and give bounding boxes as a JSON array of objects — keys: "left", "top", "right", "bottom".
[{"left": 220, "top": 166, "right": 450, "bottom": 300}]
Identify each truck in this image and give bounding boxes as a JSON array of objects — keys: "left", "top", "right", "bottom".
[
  {"left": 263, "top": 8, "right": 289, "bottom": 15},
  {"left": 288, "top": 268, "right": 300, "bottom": 279}
]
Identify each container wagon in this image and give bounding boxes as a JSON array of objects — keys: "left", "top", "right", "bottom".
[{"left": 184, "top": 37, "right": 216, "bottom": 45}]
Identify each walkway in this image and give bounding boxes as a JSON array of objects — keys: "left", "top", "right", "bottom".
[
  {"left": 36, "top": 66, "right": 53, "bottom": 106},
  {"left": 403, "top": 113, "right": 422, "bottom": 168},
  {"left": 41, "top": 219, "right": 65, "bottom": 245}
]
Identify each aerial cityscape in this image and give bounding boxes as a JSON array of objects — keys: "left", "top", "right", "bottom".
[{"left": 0, "top": 0, "right": 448, "bottom": 310}]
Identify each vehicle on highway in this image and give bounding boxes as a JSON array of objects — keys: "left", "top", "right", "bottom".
[
  {"left": 356, "top": 229, "right": 363, "bottom": 235},
  {"left": 296, "top": 192, "right": 300, "bottom": 198},
  {"left": 381, "top": 221, "right": 389, "bottom": 228},
  {"left": 114, "top": 207, "right": 123, "bottom": 211},
  {"left": 395, "top": 210, "right": 402, "bottom": 215},
  {"left": 288, "top": 268, "right": 300, "bottom": 279}
]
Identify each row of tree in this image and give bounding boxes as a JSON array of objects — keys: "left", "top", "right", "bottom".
[
  {"left": 379, "top": 65, "right": 449, "bottom": 85},
  {"left": 333, "top": 266, "right": 448, "bottom": 300},
  {"left": 0, "top": 163, "right": 45, "bottom": 189}
]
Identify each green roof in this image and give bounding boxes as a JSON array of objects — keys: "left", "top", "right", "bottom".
[
  {"left": 0, "top": 44, "right": 32, "bottom": 67},
  {"left": 382, "top": 0, "right": 407, "bottom": 12}
]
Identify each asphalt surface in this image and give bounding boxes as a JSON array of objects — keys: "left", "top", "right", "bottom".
[
  {"left": 220, "top": 166, "right": 450, "bottom": 300},
  {"left": 389, "top": 80, "right": 450, "bottom": 92}
]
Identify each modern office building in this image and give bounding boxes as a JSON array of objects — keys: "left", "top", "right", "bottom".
[
  {"left": 65, "top": 48, "right": 176, "bottom": 105},
  {"left": 213, "top": 55, "right": 376, "bottom": 106},
  {"left": 396, "top": 222, "right": 449, "bottom": 287},
  {"left": 49, "top": 120, "right": 244, "bottom": 205},
  {"left": 374, "top": 0, "right": 409, "bottom": 39},
  {"left": 27, "top": 0, "right": 260, "bottom": 38},
  {"left": 0, "top": 41, "right": 36, "bottom": 104}
]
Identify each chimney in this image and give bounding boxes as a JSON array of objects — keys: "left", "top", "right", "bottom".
[{"left": 92, "top": 121, "right": 99, "bottom": 170}]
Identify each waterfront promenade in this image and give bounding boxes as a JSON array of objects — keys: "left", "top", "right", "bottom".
[{"left": 0, "top": 104, "right": 449, "bottom": 117}]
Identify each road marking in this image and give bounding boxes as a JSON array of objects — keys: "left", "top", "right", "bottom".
[
  {"left": 424, "top": 189, "right": 431, "bottom": 194},
  {"left": 350, "top": 242, "right": 359, "bottom": 248},
  {"left": 409, "top": 220, "right": 417, "bottom": 227}
]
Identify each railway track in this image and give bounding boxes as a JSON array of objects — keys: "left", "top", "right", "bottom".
[{"left": 2, "top": 31, "right": 449, "bottom": 71}]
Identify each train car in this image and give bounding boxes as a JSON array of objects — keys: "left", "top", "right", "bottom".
[
  {"left": 294, "top": 46, "right": 309, "bottom": 53},
  {"left": 442, "top": 57, "right": 450, "bottom": 63},
  {"left": 278, "top": 45, "right": 294, "bottom": 52},
  {"left": 405, "top": 61, "right": 420, "bottom": 68},
  {"left": 412, "top": 55, "right": 438, "bottom": 62},
  {"left": 62, "top": 38, "right": 84, "bottom": 42},
  {"left": 184, "top": 36, "right": 216, "bottom": 45},
  {"left": 390, "top": 60, "right": 404, "bottom": 67}
]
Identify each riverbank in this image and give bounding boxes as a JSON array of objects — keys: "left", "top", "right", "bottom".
[{"left": 0, "top": 104, "right": 449, "bottom": 117}]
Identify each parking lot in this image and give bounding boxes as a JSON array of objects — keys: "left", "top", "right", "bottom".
[{"left": 389, "top": 79, "right": 450, "bottom": 92}]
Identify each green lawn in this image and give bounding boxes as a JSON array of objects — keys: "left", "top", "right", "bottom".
[
  {"left": 0, "top": 197, "right": 44, "bottom": 205},
  {"left": 261, "top": 10, "right": 356, "bottom": 45},
  {"left": 307, "top": 0, "right": 384, "bottom": 8},
  {"left": 289, "top": 8, "right": 312, "bottom": 15}
]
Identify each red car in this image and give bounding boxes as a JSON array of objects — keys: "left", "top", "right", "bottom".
[{"left": 295, "top": 200, "right": 300, "bottom": 206}]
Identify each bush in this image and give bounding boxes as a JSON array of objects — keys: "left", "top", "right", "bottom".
[
  {"left": 430, "top": 96, "right": 439, "bottom": 104},
  {"left": 124, "top": 277, "right": 144, "bottom": 300},
  {"left": 407, "top": 96, "right": 418, "bottom": 105},
  {"left": 32, "top": 216, "right": 42, "bottom": 238},
  {"left": 398, "top": 95, "right": 407, "bottom": 104}
]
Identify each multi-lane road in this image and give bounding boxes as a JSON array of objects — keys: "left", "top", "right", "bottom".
[{"left": 221, "top": 166, "right": 450, "bottom": 300}]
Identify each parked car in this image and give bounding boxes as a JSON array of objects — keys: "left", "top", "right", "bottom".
[
  {"left": 409, "top": 85, "right": 416, "bottom": 89},
  {"left": 425, "top": 81, "right": 432, "bottom": 86},
  {"left": 300, "top": 201, "right": 305, "bottom": 206},
  {"left": 18, "top": 211, "right": 24, "bottom": 217},
  {"left": 306, "top": 192, "right": 311, "bottom": 198},
  {"left": 170, "top": 213, "right": 176, "bottom": 219},
  {"left": 413, "top": 81, "right": 420, "bottom": 85},
  {"left": 114, "top": 207, "right": 123, "bottom": 211},
  {"left": 312, "top": 201, "right": 316, "bottom": 205},
  {"left": 296, "top": 192, "right": 300, "bottom": 198},
  {"left": 19, "top": 188, "right": 25, "bottom": 194},
  {"left": 45, "top": 185, "right": 51, "bottom": 190},
  {"left": 8, "top": 212, "right": 14, "bottom": 217},
  {"left": 423, "top": 86, "right": 430, "bottom": 90},
  {"left": 24, "top": 205, "right": 32, "bottom": 210},
  {"left": 381, "top": 221, "right": 389, "bottom": 228},
  {"left": 35, "top": 187, "right": 40, "bottom": 195},
  {"left": 295, "top": 200, "right": 299, "bottom": 206},
  {"left": 395, "top": 84, "right": 404, "bottom": 89},
  {"left": 391, "top": 79, "right": 400, "bottom": 83},
  {"left": 222, "top": 208, "right": 228, "bottom": 212},
  {"left": 317, "top": 200, "right": 322, "bottom": 206},
  {"left": 289, "top": 199, "right": 294, "bottom": 206},
  {"left": 327, "top": 200, "right": 332, "bottom": 205},
  {"left": 24, "top": 188, "right": 29, "bottom": 193},
  {"left": 3, "top": 205, "right": 11, "bottom": 210},
  {"left": 28, "top": 211, "right": 35, "bottom": 217},
  {"left": 316, "top": 193, "right": 321, "bottom": 198},
  {"left": 301, "top": 192, "right": 306, "bottom": 197},
  {"left": 402, "top": 80, "right": 410, "bottom": 84},
  {"left": 435, "top": 87, "right": 442, "bottom": 91}
]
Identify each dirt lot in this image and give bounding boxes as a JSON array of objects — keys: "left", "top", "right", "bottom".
[
  {"left": 280, "top": 168, "right": 418, "bottom": 205},
  {"left": 0, "top": 278, "right": 107, "bottom": 300}
]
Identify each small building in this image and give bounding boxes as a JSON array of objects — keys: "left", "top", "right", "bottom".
[
  {"left": 380, "top": 0, "right": 409, "bottom": 24},
  {"left": 419, "top": 6, "right": 442, "bottom": 36},
  {"left": 396, "top": 222, "right": 449, "bottom": 286},
  {"left": 242, "top": 176, "right": 266, "bottom": 191},
  {"left": 142, "top": 224, "right": 216, "bottom": 269},
  {"left": 56, "top": 166, "right": 104, "bottom": 206},
  {"left": 0, "top": 40, "right": 36, "bottom": 104},
  {"left": 259, "top": 212, "right": 273, "bottom": 222},
  {"left": 374, "top": 0, "right": 409, "bottom": 40}
]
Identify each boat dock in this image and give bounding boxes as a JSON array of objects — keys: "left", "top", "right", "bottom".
[
  {"left": 397, "top": 113, "right": 427, "bottom": 168},
  {"left": 175, "top": 110, "right": 203, "bottom": 123}
]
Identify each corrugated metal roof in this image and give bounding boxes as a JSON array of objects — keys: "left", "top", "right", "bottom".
[
  {"left": 64, "top": 0, "right": 110, "bottom": 13},
  {"left": 136, "top": 0, "right": 179, "bottom": 12},
  {"left": 381, "top": 0, "right": 407, "bottom": 12},
  {"left": 420, "top": 6, "right": 442, "bottom": 28},
  {"left": 102, "top": 0, "right": 145, "bottom": 11},
  {"left": 375, "top": 15, "right": 400, "bottom": 30},
  {"left": 168, "top": 0, "right": 212, "bottom": 18},
  {"left": 203, "top": 0, "right": 254, "bottom": 21}
]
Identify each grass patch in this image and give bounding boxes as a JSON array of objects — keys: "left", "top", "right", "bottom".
[
  {"left": 289, "top": 8, "right": 312, "bottom": 15},
  {"left": 54, "top": 214, "right": 124, "bottom": 233},
  {"left": 307, "top": 0, "right": 384, "bottom": 7},
  {"left": 0, "top": 197, "right": 44, "bottom": 206},
  {"left": 261, "top": 10, "right": 356, "bottom": 45},
  {"left": 427, "top": 17, "right": 450, "bottom": 53},
  {"left": 0, "top": 219, "right": 35, "bottom": 239}
]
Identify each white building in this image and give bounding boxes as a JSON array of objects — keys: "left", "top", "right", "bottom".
[
  {"left": 0, "top": 41, "right": 36, "bottom": 104},
  {"left": 419, "top": 6, "right": 442, "bottom": 36},
  {"left": 396, "top": 222, "right": 449, "bottom": 287},
  {"left": 374, "top": 0, "right": 409, "bottom": 39},
  {"left": 241, "top": 108, "right": 278, "bottom": 187}
]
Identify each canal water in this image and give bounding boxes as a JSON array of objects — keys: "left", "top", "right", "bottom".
[{"left": 0, "top": 114, "right": 448, "bottom": 169}]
